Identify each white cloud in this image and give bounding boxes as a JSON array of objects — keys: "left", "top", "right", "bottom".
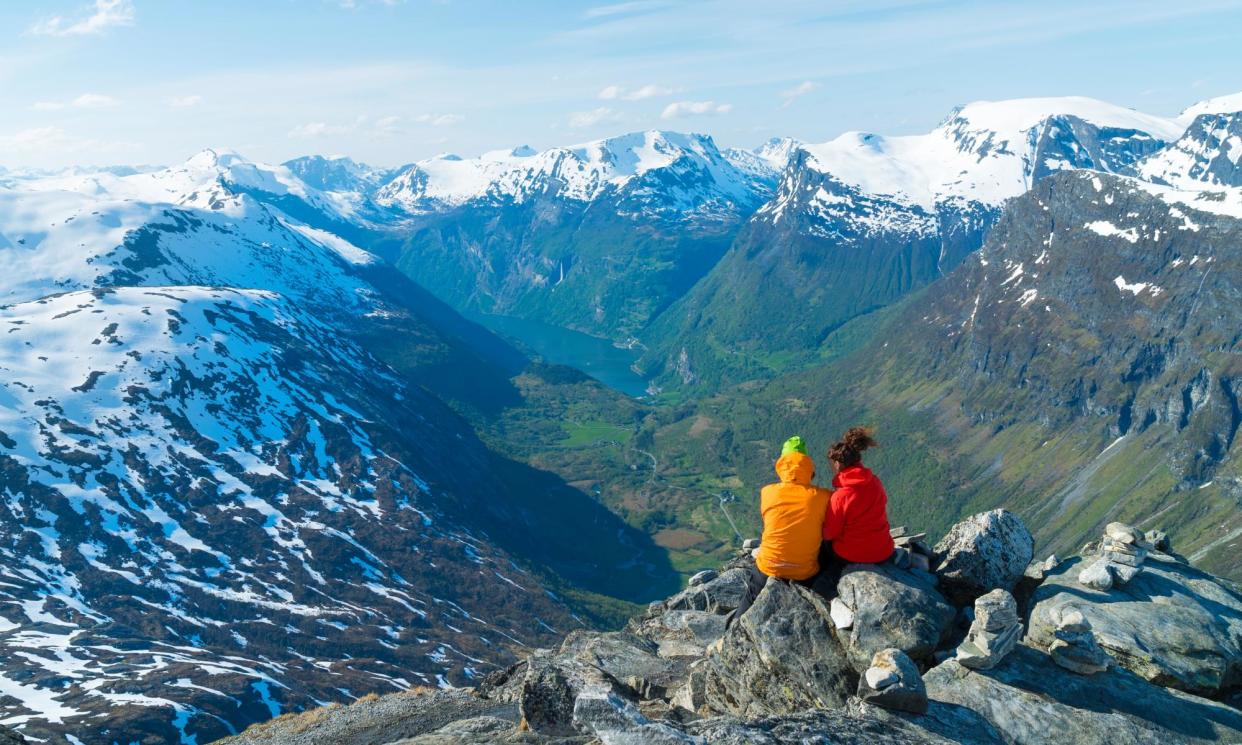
[
  {"left": 31, "top": 93, "right": 120, "bottom": 111},
  {"left": 0, "top": 125, "right": 132, "bottom": 157},
  {"left": 583, "top": 1, "right": 669, "bottom": 20},
  {"left": 72, "top": 93, "right": 119, "bottom": 109},
  {"left": 168, "top": 95, "right": 204, "bottom": 108},
  {"left": 625, "top": 84, "right": 673, "bottom": 100},
  {"left": 414, "top": 113, "right": 464, "bottom": 127},
  {"left": 289, "top": 114, "right": 406, "bottom": 139},
  {"left": 28, "top": 0, "right": 135, "bottom": 37},
  {"left": 568, "top": 107, "right": 622, "bottom": 129},
  {"left": 597, "top": 83, "right": 673, "bottom": 101},
  {"left": 660, "top": 100, "right": 732, "bottom": 119},
  {"left": 779, "top": 80, "right": 818, "bottom": 108}
]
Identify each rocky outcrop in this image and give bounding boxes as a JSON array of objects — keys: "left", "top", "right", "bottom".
[
  {"left": 919, "top": 645, "right": 1242, "bottom": 745},
  {"left": 934, "top": 509, "right": 1034, "bottom": 603},
  {"left": 833, "top": 563, "right": 955, "bottom": 670},
  {"left": 1029, "top": 551, "right": 1242, "bottom": 696},
  {"left": 225, "top": 512, "right": 1242, "bottom": 745},
  {"left": 701, "top": 579, "right": 856, "bottom": 717}
]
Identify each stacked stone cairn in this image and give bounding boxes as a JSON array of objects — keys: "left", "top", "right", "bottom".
[
  {"left": 1077, "top": 521, "right": 1153, "bottom": 591},
  {"left": 1045, "top": 605, "right": 1111, "bottom": 675},
  {"left": 953, "top": 588, "right": 1022, "bottom": 669},
  {"left": 889, "top": 525, "right": 933, "bottom": 572}
]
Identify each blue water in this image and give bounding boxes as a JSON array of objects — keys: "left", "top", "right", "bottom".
[{"left": 471, "top": 313, "right": 649, "bottom": 398}]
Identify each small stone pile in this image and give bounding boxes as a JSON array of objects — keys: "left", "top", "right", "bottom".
[
  {"left": 1078, "top": 521, "right": 1153, "bottom": 591},
  {"left": 954, "top": 588, "right": 1022, "bottom": 670},
  {"left": 889, "top": 526, "right": 933, "bottom": 572},
  {"left": 856, "top": 647, "right": 928, "bottom": 714},
  {"left": 1046, "top": 606, "right": 1110, "bottom": 675}
]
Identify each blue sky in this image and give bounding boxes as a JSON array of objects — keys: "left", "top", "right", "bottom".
[{"left": 2, "top": 0, "right": 1240, "bottom": 169}]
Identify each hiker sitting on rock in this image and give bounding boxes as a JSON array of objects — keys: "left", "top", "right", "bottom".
[
  {"left": 754, "top": 436, "right": 832, "bottom": 581},
  {"left": 822, "top": 427, "right": 894, "bottom": 565}
]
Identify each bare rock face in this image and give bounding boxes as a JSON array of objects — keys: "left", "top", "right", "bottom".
[
  {"left": 933, "top": 509, "right": 1034, "bottom": 603},
  {"left": 834, "top": 563, "right": 956, "bottom": 670},
  {"left": 701, "top": 579, "right": 856, "bottom": 717},
  {"left": 1029, "top": 554, "right": 1242, "bottom": 696},
  {"left": 919, "top": 645, "right": 1242, "bottom": 745}
]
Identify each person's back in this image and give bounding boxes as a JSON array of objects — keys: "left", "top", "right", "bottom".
[
  {"left": 822, "top": 427, "right": 894, "bottom": 564},
  {"left": 755, "top": 437, "right": 831, "bottom": 581}
]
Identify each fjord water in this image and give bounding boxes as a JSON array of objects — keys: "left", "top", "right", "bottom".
[{"left": 470, "top": 312, "right": 649, "bottom": 397}]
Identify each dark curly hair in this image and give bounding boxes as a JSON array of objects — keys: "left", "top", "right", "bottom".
[{"left": 828, "top": 427, "right": 877, "bottom": 468}]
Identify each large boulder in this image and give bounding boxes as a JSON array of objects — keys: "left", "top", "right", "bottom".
[
  {"left": 701, "top": 579, "right": 856, "bottom": 717},
  {"left": 557, "top": 630, "right": 690, "bottom": 699},
  {"left": 834, "top": 563, "right": 956, "bottom": 670},
  {"left": 660, "top": 565, "right": 765, "bottom": 616},
  {"left": 934, "top": 509, "right": 1034, "bottom": 603},
  {"left": 919, "top": 644, "right": 1242, "bottom": 744},
  {"left": 1028, "top": 553, "right": 1242, "bottom": 696}
]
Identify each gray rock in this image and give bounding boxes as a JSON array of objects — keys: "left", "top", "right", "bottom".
[
  {"left": 684, "top": 709, "right": 962, "bottom": 744},
  {"left": 741, "top": 538, "right": 760, "bottom": 550},
  {"left": 629, "top": 609, "right": 732, "bottom": 659},
  {"left": 865, "top": 666, "right": 900, "bottom": 689},
  {"left": 701, "top": 579, "right": 856, "bottom": 717},
  {"left": 220, "top": 688, "right": 518, "bottom": 745},
  {"left": 661, "top": 566, "right": 764, "bottom": 616},
  {"left": 519, "top": 651, "right": 614, "bottom": 736},
  {"left": 688, "top": 570, "right": 717, "bottom": 587},
  {"left": 933, "top": 509, "right": 1034, "bottom": 603},
  {"left": 955, "top": 589, "right": 1021, "bottom": 670},
  {"left": 973, "top": 589, "right": 1019, "bottom": 632},
  {"left": 670, "top": 662, "right": 707, "bottom": 714},
  {"left": 1029, "top": 555, "right": 1242, "bottom": 696},
  {"left": 829, "top": 596, "right": 855, "bottom": 629},
  {"left": 857, "top": 648, "right": 928, "bottom": 714},
  {"left": 923, "top": 644, "right": 1242, "bottom": 744},
  {"left": 1049, "top": 634, "right": 1110, "bottom": 675},
  {"left": 558, "top": 630, "right": 687, "bottom": 699},
  {"left": 1145, "top": 530, "right": 1171, "bottom": 553},
  {"left": 1077, "top": 557, "right": 1114, "bottom": 591},
  {"left": 1109, "top": 561, "right": 1142, "bottom": 585},
  {"left": 835, "top": 563, "right": 956, "bottom": 670},
  {"left": 1104, "top": 521, "right": 1145, "bottom": 546}
]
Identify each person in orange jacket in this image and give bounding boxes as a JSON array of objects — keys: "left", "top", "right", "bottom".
[
  {"left": 755, "top": 436, "right": 831, "bottom": 581},
  {"left": 822, "top": 427, "right": 895, "bottom": 564}
]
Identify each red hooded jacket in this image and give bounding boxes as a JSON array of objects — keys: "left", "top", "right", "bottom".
[{"left": 822, "top": 465, "right": 894, "bottom": 563}]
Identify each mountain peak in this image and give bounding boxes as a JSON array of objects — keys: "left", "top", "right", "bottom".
[{"left": 1179, "top": 90, "right": 1242, "bottom": 120}]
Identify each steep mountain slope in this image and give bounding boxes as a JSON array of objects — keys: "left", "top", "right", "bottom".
[
  {"left": 0, "top": 161, "right": 674, "bottom": 743},
  {"left": 639, "top": 97, "right": 1183, "bottom": 390},
  {"left": 658, "top": 166, "right": 1242, "bottom": 581},
  {"left": 369, "top": 131, "right": 776, "bottom": 340}
]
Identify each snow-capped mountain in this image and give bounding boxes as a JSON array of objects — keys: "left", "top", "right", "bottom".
[
  {"left": 370, "top": 130, "right": 777, "bottom": 339},
  {"left": 375, "top": 130, "right": 769, "bottom": 219},
  {"left": 638, "top": 95, "right": 1219, "bottom": 389},
  {"left": 1139, "top": 110, "right": 1242, "bottom": 189},
  {"left": 0, "top": 157, "right": 654, "bottom": 743}
]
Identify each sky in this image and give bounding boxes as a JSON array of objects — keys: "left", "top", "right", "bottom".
[{"left": 1, "top": 0, "right": 1240, "bottom": 169}]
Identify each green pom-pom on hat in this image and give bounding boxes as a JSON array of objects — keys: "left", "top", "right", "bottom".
[{"left": 781, "top": 436, "right": 807, "bottom": 456}]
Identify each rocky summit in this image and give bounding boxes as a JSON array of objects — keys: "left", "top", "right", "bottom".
[{"left": 220, "top": 512, "right": 1242, "bottom": 745}]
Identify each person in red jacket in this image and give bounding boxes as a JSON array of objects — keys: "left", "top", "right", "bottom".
[{"left": 822, "top": 427, "right": 895, "bottom": 564}]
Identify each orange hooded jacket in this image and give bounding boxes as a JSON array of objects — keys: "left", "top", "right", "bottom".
[{"left": 755, "top": 452, "right": 831, "bottom": 580}]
